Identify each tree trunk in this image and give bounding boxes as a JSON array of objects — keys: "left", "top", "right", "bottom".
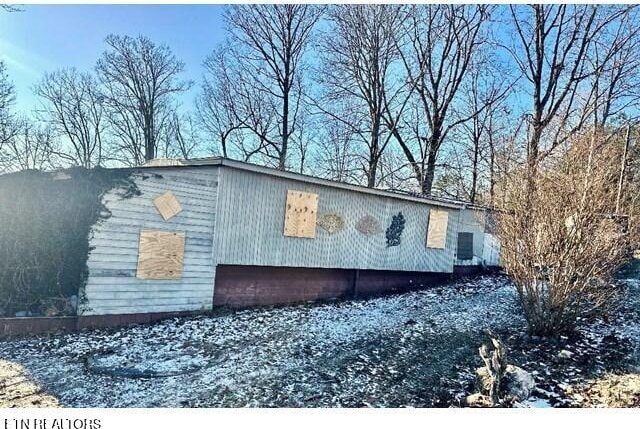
[
  {"left": 470, "top": 138, "right": 480, "bottom": 203},
  {"left": 279, "top": 92, "right": 289, "bottom": 170},
  {"left": 367, "top": 155, "right": 378, "bottom": 188},
  {"left": 488, "top": 135, "right": 496, "bottom": 206},
  {"left": 367, "top": 116, "right": 381, "bottom": 188},
  {"left": 144, "top": 113, "right": 155, "bottom": 162},
  {"left": 422, "top": 151, "right": 438, "bottom": 195},
  {"left": 615, "top": 124, "right": 631, "bottom": 214}
]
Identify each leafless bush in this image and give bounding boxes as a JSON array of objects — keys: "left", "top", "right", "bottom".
[{"left": 497, "top": 132, "right": 638, "bottom": 335}]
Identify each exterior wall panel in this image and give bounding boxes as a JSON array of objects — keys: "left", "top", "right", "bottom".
[
  {"left": 454, "top": 208, "right": 487, "bottom": 266},
  {"left": 83, "top": 167, "right": 219, "bottom": 315},
  {"left": 213, "top": 167, "right": 461, "bottom": 274}
]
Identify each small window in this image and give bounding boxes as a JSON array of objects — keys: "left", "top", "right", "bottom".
[{"left": 457, "top": 232, "right": 474, "bottom": 260}]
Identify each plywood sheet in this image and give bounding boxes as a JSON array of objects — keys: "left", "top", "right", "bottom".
[
  {"left": 153, "top": 191, "right": 182, "bottom": 221},
  {"left": 136, "top": 230, "right": 185, "bottom": 279},
  {"left": 426, "top": 209, "right": 448, "bottom": 249},
  {"left": 283, "top": 190, "right": 319, "bottom": 238}
]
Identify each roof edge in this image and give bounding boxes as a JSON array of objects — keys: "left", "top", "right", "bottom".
[{"left": 140, "top": 156, "right": 486, "bottom": 211}]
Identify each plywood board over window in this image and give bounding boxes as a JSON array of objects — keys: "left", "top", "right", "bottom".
[
  {"left": 284, "top": 190, "right": 319, "bottom": 238},
  {"left": 426, "top": 209, "right": 448, "bottom": 249},
  {"left": 136, "top": 230, "right": 185, "bottom": 279},
  {"left": 153, "top": 191, "right": 182, "bottom": 221}
]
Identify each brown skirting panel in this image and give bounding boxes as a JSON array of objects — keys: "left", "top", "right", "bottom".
[
  {"left": 213, "top": 265, "right": 451, "bottom": 308},
  {"left": 213, "top": 265, "right": 354, "bottom": 307},
  {"left": 355, "top": 269, "right": 450, "bottom": 297},
  {"left": 453, "top": 265, "right": 485, "bottom": 277},
  {"left": 0, "top": 317, "right": 77, "bottom": 338},
  {"left": 76, "top": 311, "right": 203, "bottom": 330},
  {"left": 0, "top": 311, "right": 203, "bottom": 338},
  {"left": 1, "top": 266, "right": 478, "bottom": 338}
]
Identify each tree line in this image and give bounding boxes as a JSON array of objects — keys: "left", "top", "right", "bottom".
[{"left": 1, "top": 4, "right": 639, "bottom": 205}]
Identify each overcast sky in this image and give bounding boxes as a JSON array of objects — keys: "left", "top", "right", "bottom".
[{"left": 0, "top": 4, "right": 227, "bottom": 112}]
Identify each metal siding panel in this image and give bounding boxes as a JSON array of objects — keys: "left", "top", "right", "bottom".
[
  {"left": 214, "top": 167, "right": 458, "bottom": 273},
  {"left": 482, "top": 233, "right": 502, "bottom": 266}
]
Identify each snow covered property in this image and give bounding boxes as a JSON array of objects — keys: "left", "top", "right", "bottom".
[
  {"left": 3, "top": 274, "right": 639, "bottom": 408},
  {"left": 0, "top": 157, "right": 499, "bottom": 335}
]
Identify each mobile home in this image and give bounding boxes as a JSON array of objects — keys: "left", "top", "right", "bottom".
[{"left": 79, "top": 157, "right": 499, "bottom": 325}]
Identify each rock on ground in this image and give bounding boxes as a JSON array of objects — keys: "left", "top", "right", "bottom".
[
  {"left": 464, "top": 393, "right": 493, "bottom": 408},
  {"left": 502, "top": 365, "right": 536, "bottom": 402},
  {"left": 474, "top": 364, "right": 535, "bottom": 405}
]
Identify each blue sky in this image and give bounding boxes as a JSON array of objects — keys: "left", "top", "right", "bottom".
[{"left": 0, "top": 4, "right": 227, "bottom": 112}]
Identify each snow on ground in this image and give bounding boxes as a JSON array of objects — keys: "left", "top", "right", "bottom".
[{"left": 1, "top": 274, "right": 639, "bottom": 408}]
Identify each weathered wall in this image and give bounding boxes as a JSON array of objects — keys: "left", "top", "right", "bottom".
[
  {"left": 213, "top": 167, "right": 462, "bottom": 273},
  {"left": 83, "top": 167, "right": 218, "bottom": 315},
  {"left": 454, "top": 208, "right": 487, "bottom": 266}
]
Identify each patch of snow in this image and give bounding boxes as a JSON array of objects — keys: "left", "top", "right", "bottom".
[
  {"left": 2, "top": 273, "right": 638, "bottom": 408},
  {"left": 524, "top": 397, "right": 553, "bottom": 408}
]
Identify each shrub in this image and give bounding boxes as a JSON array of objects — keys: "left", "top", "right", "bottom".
[
  {"left": 0, "top": 167, "right": 137, "bottom": 317},
  {"left": 497, "top": 134, "right": 639, "bottom": 335}
]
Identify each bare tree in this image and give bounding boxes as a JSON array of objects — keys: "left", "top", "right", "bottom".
[
  {"left": 588, "top": 10, "right": 640, "bottom": 130},
  {"left": 224, "top": 5, "right": 323, "bottom": 170},
  {"left": 35, "top": 68, "right": 106, "bottom": 168},
  {"left": 0, "top": 60, "right": 18, "bottom": 153},
  {"left": 96, "top": 34, "right": 192, "bottom": 164},
  {"left": 318, "top": 4, "right": 405, "bottom": 188},
  {"left": 159, "top": 111, "right": 202, "bottom": 160},
  {"left": 198, "top": 46, "right": 267, "bottom": 161},
  {"left": 505, "top": 5, "right": 630, "bottom": 178},
  {"left": 1, "top": 118, "right": 55, "bottom": 172},
  {"left": 313, "top": 110, "right": 363, "bottom": 184},
  {"left": 446, "top": 61, "right": 512, "bottom": 203},
  {"left": 391, "top": 4, "right": 490, "bottom": 195}
]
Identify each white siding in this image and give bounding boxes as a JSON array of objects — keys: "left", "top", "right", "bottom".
[
  {"left": 83, "top": 167, "right": 218, "bottom": 315},
  {"left": 482, "top": 233, "right": 501, "bottom": 267},
  {"left": 454, "top": 207, "right": 487, "bottom": 266},
  {"left": 213, "top": 167, "right": 460, "bottom": 273}
]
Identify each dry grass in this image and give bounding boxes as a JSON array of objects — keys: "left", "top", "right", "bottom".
[{"left": 571, "top": 373, "right": 640, "bottom": 407}]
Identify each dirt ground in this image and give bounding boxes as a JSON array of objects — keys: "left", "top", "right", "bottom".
[
  {"left": 0, "top": 359, "right": 59, "bottom": 407},
  {"left": 0, "top": 273, "right": 639, "bottom": 408}
]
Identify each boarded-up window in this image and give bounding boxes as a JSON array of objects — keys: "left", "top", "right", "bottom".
[
  {"left": 283, "top": 190, "right": 319, "bottom": 238},
  {"left": 153, "top": 191, "right": 182, "bottom": 221},
  {"left": 426, "top": 209, "right": 448, "bottom": 249},
  {"left": 457, "top": 232, "right": 474, "bottom": 260},
  {"left": 136, "top": 230, "right": 185, "bottom": 279}
]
